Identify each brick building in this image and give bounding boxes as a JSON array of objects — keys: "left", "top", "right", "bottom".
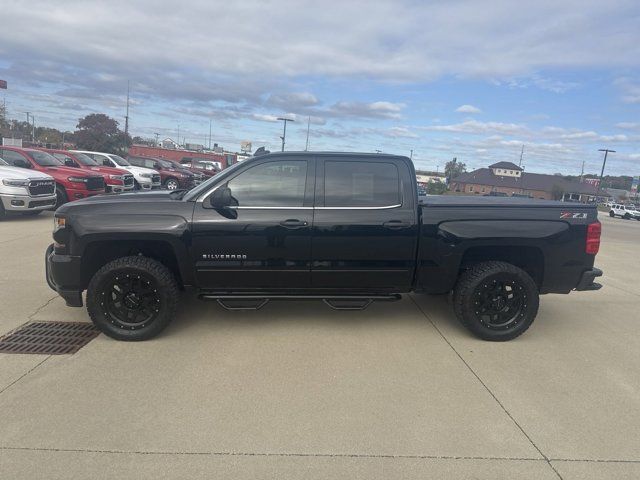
[{"left": 450, "top": 161, "right": 599, "bottom": 202}]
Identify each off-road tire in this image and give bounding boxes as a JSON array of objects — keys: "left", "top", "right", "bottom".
[
  {"left": 86, "top": 256, "right": 179, "bottom": 341},
  {"left": 624, "top": 213, "right": 631, "bottom": 220},
  {"left": 453, "top": 261, "right": 539, "bottom": 341},
  {"left": 609, "top": 211, "right": 615, "bottom": 217}
]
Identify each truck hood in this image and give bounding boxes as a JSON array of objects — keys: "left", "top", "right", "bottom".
[
  {"left": 55, "top": 190, "right": 185, "bottom": 216},
  {"left": 42, "top": 165, "right": 103, "bottom": 178},
  {"left": 0, "top": 165, "right": 54, "bottom": 180},
  {"left": 85, "top": 165, "right": 130, "bottom": 176},
  {"left": 119, "top": 165, "right": 159, "bottom": 176}
]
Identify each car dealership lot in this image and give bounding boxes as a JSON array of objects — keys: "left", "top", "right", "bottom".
[{"left": 0, "top": 211, "right": 638, "bottom": 479}]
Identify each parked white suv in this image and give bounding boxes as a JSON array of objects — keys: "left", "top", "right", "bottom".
[
  {"left": 609, "top": 204, "right": 640, "bottom": 220},
  {"left": 0, "top": 156, "right": 57, "bottom": 218},
  {"left": 72, "top": 151, "right": 161, "bottom": 190}
]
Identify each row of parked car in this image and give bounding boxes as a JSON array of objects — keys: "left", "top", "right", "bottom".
[{"left": 0, "top": 146, "right": 220, "bottom": 219}]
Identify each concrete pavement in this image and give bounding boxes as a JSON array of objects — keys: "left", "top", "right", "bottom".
[{"left": 0, "top": 211, "right": 638, "bottom": 479}]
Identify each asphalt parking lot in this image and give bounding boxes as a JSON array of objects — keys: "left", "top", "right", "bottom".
[{"left": 0, "top": 210, "right": 638, "bottom": 479}]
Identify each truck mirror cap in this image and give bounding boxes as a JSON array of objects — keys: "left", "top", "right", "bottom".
[
  {"left": 64, "top": 159, "right": 76, "bottom": 167},
  {"left": 209, "top": 186, "right": 235, "bottom": 209},
  {"left": 103, "top": 159, "right": 111, "bottom": 166}
]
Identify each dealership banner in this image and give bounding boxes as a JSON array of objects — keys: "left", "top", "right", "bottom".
[{"left": 632, "top": 176, "right": 639, "bottom": 193}]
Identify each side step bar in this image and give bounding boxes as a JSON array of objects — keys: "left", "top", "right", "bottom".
[{"left": 198, "top": 294, "right": 402, "bottom": 311}]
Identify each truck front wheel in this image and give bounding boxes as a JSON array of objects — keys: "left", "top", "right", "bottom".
[
  {"left": 86, "top": 256, "right": 179, "bottom": 341},
  {"left": 453, "top": 261, "right": 539, "bottom": 341}
]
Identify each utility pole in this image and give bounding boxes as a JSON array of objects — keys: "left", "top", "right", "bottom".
[
  {"left": 305, "top": 116, "right": 310, "bottom": 151},
  {"left": 124, "top": 81, "right": 130, "bottom": 149},
  {"left": 410, "top": 149, "right": 413, "bottom": 160},
  {"left": 24, "top": 112, "right": 31, "bottom": 141},
  {"left": 208, "top": 119, "right": 212, "bottom": 150},
  {"left": 31, "top": 115, "right": 35, "bottom": 143},
  {"left": 597, "top": 149, "right": 615, "bottom": 196},
  {"left": 177, "top": 123, "right": 180, "bottom": 147},
  {"left": 154, "top": 133, "right": 160, "bottom": 147},
  {"left": 277, "top": 117, "right": 294, "bottom": 152},
  {"left": 580, "top": 160, "right": 585, "bottom": 182},
  {"left": 518, "top": 144, "right": 524, "bottom": 167}
]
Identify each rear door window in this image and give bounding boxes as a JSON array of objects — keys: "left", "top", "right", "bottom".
[{"left": 324, "top": 161, "right": 400, "bottom": 207}]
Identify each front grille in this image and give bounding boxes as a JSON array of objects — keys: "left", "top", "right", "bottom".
[
  {"left": 86, "top": 176, "right": 105, "bottom": 191},
  {"left": 123, "top": 175, "right": 134, "bottom": 187},
  {"left": 152, "top": 174, "right": 161, "bottom": 184},
  {"left": 28, "top": 180, "right": 55, "bottom": 196},
  {"left": 29, "top": 199, "right": 56, "bottom": 208}
]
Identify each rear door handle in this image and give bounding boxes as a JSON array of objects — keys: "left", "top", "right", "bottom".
[
  {"left": 279, "top": 219, "right": 308, "bottom": 229},
  {"left": 383, "top": 220, "right": 411, "bottom": 230}
]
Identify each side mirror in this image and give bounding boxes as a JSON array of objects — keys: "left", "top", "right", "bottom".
[
  {"left": 208, "top": 186, "right": 235, "bottom": 209},
  {"left": 64, "top": 159, "right": 76, "bottom": 167},
  {"left": 154, "top": 162, "right": 162, "bottom": 170},
  {"left": 102, "top": 159, "right": 111, "bottom": 167}
]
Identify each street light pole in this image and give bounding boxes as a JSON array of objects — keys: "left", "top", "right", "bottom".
[
  {"left": 277, "top": 117, "right": 294, "bottom": 152},
  {"left": 597, "top": 148, "right": 615, "bottom": 196}
]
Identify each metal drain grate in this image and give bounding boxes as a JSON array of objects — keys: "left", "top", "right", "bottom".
[{"left": 0, "top": 322, "right": 100, "bottom": 354}]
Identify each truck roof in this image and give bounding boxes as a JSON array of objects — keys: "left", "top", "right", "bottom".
[{"left": 253, "top": 151, "right": 411, "bottom": 161}]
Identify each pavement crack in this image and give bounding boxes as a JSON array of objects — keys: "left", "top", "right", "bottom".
[
  {"left": 0, "top": 356, "right": 51, "bottom": 396},
  {"left": 27, "top": 295, "right": 59, "bottom": 321},
  {"left": 409, "top": 295, "right": 564, "bottom": 480}
]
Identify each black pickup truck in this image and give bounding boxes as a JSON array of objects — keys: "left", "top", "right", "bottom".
[{"left": 46, "top": 151, "right": 603, "bottom": 341}]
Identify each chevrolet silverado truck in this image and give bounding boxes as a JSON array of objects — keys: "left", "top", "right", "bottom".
[
  {"left": 45, "top": 152, "right": 603, "bottom": 342},
  {"left": 0, "top": 156, "right": 57, "bottom": 218}
]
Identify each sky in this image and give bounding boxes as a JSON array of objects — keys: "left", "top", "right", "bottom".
[{"left": 0, "top": 0, "right": 639, "bottom": 175}]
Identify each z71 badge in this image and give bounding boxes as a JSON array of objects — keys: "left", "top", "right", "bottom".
[{"left": 560, "top": 212, "right": 588, "bottom": 219}]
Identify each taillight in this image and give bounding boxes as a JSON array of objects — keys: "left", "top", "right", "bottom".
[{"left": 586, "top": 222, "right": 601, "bottom": 254}]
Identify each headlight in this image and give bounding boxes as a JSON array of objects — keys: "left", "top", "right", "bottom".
[
  {"left": 109, "top": 175, "right": 123, "bottom": 181},
  {"left": 67, "top": 176, "right": 88, "bottom": 183},
  {"left": 2, "top": 179, "right": 29, "bottom": 187},
  {"left": 140, "top": 173, "right": 153, "bottom": 178}
]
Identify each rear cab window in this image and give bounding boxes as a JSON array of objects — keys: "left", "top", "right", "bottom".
[{"left": 322, "top": 160, "right": 401, "bottom": 207}]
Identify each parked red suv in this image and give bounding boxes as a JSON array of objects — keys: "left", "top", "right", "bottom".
[
  {"left": 0, "top": 146, "right": 105, "bottom": 207},
  {"left": 38, "top": 148, "right": 135, "bottom": 194}
]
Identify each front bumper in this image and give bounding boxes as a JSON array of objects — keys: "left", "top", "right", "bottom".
[
  {"left": 106, "top": 184, "right": 135, "bottom": 194},
  {"left": 1, "top": 193, "right": 57, "bottom": 211},
  {"left": 575, "top": 267, "right": 603, "bottom": 291},
  {"left": 45, "top": 244, "right": 83, "bottom": 307}
]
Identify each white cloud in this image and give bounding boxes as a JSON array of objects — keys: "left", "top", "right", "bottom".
[
  {"left": 386, "top": 127, "right": 418, "bottom": 138},
  {"left": 616, "top": 122, "right": 640, "bottom": 130},
  {"left": 252, "top": 114, "right": 280, "bottom": 123},
  {"left": 455, "top": 104, "right": 482, "bottom": 114},
  {"left": 329, "top": 101, "right": 405, "bottom": 119},
  {"left": 421, "top": 120, "right": 527, "bottom": 136}
]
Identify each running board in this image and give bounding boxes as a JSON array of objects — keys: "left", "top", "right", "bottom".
[{"left": 198, "top": 294, "right": 401, "bottom": 311}]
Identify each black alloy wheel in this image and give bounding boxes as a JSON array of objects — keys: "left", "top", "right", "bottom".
[
  {"left": 87, "top": 256, "right": 179, "bottom": 341},
  {"left": 473, "top": 276, "right": 527, "bottom": 330},
  {"left": 609, "top": 211, "right": 615, "bottom": 217},
  {"left": 453, "top": 261, "right": 539, "bottom": 341}
]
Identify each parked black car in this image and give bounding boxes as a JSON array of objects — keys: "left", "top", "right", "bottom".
[{"left": 46, "top": 151, "right": 602, "bottom": 342}]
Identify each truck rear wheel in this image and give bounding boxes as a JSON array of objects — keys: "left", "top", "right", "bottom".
[
  {"left": 86, "top": 256, "right": 179, "bottom": 341},
  {"left": 453, "top": 261, "right": 539, "bottom": 341}
]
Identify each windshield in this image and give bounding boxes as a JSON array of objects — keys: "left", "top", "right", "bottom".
[
  {"left": 28, "top": 150, "right": 62, "bottom": 167},
  {"left": 183, "top": 161, "right": 245, "bottom": 201},
  {"left": 74, "top": 152, "right": 99, "bottom": 166},
  {"left": 109, "top": 155, "right": 131, "bottom": 166},
  {"left": 158, "top": 159, "right": 175, "bottom": 169},
  {"left": 193, "top": 160, "right": 217, "bottom": 170}
]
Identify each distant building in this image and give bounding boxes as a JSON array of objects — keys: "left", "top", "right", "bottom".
[{"left": 450, "top": 161, "right": 599, "bottom": 202}]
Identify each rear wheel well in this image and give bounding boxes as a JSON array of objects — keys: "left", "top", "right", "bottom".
[
  {"left": 460, "top": 245, "right": 544, "bottom": 288},
  {"left": 81, "top": 240, "right": 183, "bottom": 289}
]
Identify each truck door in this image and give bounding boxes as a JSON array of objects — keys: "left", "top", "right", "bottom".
[
  {"left": 192, "top": 156, "right": 315, "bottom": 289},
  {"left": 311, "top": 156, "right": 418, "bottom": 291}
]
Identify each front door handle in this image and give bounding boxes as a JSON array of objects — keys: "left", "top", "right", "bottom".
[
  {"left": 383, "top": 220, "right": 411, "bottom": 230},
  {"left": 279, "top": 219, "right": 308, "bottom": 229}
]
